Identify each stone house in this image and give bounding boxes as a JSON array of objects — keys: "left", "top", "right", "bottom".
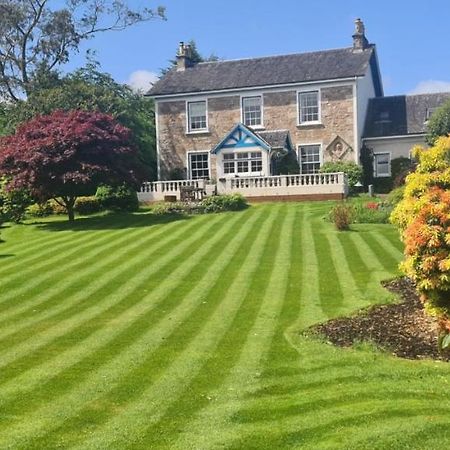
[
  {"left": 149, "top": 19, "right": 383, "bottom": 184},
  {"left": 145, "top": 19, "right": 450, "bottom": 199},
  {"left": 363, "top": 93, "right": 450, "bottom": 178}
]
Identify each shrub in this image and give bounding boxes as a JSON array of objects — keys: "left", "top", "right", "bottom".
[
  {"left": 74, "top": 196, "right": 102, "bottom": 215},
  {"left": 200, "top": 194, "right": 248, "bottom": 213},
  {"left": 151, "top": 201, "right": 203, "bottom": 215},
  {"left": 352, "top": 201, "right": 392, "bottom": 224},
  {"left": 49, "top": 199, "right": 68, "bottom": 215},
  {"left": 151, "top": 194, "right": 248, "bottom": 216},
  {"left": 0, "top": 178, "right": 31, "bottom": 223},
  {"left": 426, "top": 98, "right": 450, "bottom": 145},
  {"left": 27, "top": 202, "right": 54, "bottom": 217},
  {"left": 329, "top": 203, "right": 354, "bottom": 231},
  {"left": 386, "top": 186, "right": 405, "bottom": 207},
  {"left": 391, "top": 136, "right": 450, "bottom": 348},
  {"left": 320, "top": 161, "right": 362, "bottom": 193},
  {"left": 96, "top": 184, "right": 139, "bottom": 212},
  {"left": 391, "top": 157, "right": 416, "bottom": 187}
]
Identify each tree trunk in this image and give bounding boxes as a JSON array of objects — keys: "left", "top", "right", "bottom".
[
  {"left": 67, "top": 204, "right": 75, "bottom": 222},
  {"left": 60, "top": 196, "right": 76, "bottom": 222}
]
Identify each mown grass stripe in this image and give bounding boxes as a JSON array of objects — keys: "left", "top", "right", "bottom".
[
  {"left": 0, "top": 207, "right": 258, "bottom": 418},
  {"left": 113, "top": 205, "right": 289, "bottom": 449},
  {"left": 0, "top": 216, "right": 197, "bottom": 344},
  {"left": 296, "top": 204, "right": 325, "bottom": 328},
  {"left": 65, "top": 206, "right": 283, "bottom": 450},
  {"left": 42, "top": 206, "right": 277, "bottom": 449},
  {"left": 168, "top": 206, "right": 295, "bottom": 450},
  {"left": 336, "top": 232, "right": 372, "bottom": 294},
  {"left": 0, "top": 215, "right": 193, "bottom": 332},
  {"left": 0, "top": 222, "right": 140, "bottom": 303},
  {"left": 369, "top": 229, "right": 404, "bottom": 261},
  {"left": 0, "top": 214, "right": 219, "bottom": 369},
  {"left": 312, "top": 225, "right": 345, "bottom": 317},
  {"left": 0, "top": 227, "right": 114, "bottom": 282},
  {"left": 0, "top": 222, "right": 87, "bottom": 256},
  {"left": 382, "top": 228, "right": 405, "bottom": 254},
  {"left": 1, "top": 202, "right": 449, "bottom": 450},
  {"left": 361, "top": 232, "right": 400, "bottom": 273},
  {"left": 347, "top": 231, "right": 396, "bottom": 302},
  {"left": 0, "top": 208, "right": 264, "bottom": 447},
  {"left": 322, "top": 229, "right": 365, "bottom": 307}
]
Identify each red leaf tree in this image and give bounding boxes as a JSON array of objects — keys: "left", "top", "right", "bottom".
[{"left": 0, "top": 110, "right": 145, "bottom": 221}]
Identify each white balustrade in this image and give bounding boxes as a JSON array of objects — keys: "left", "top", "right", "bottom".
[
  {"left": 217, "top": 173, "right": 348, "bottom": 198},
  {"left": 138, "top": 173, "right": 348, "bottom": 203},
  {"left": 138, "top": 179, "right": 206, "bottom": 202}
]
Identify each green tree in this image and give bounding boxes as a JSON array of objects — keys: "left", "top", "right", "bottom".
[
  {"left": 0, "top": 0, "right": 165, "bottom": 101},
  {"left": 426, "top": 99, "right": 450, "bottom": 145},
  {"left": 4, "top": 64, "right": 157, "bottom": 179},
  {"left": 161, "top": 40, "right": 219, "bottom": 75}
]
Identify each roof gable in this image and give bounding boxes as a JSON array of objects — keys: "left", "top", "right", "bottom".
[
  {"left": 149, "top": 46, "right": 376, "bottom": 97},
  {"left": 256, "top": 130, "right": 293, "bottom": 151},
  {"left": 211, "top": 124, "right": 271, "bottom": 154}
]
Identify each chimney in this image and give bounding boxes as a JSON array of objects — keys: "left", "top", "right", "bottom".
[
  {"left": 176, "top": 42, "right": 193, "bottom": 71},
  {"left": 352, "top": 18, "right": 369, "bottom": 51}
]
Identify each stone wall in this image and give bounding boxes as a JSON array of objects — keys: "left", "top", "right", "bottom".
[{"left": 157, "top": 84, "right": 356, "bottom": 179}]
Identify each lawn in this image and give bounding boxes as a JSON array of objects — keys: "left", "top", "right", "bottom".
[{"left": 0, "top": 202, "right": 449, "bottom": 449}]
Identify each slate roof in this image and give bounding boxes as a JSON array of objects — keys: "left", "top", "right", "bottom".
[
  {"left": 256, "top": 130, "right": 292, "bottom": 150},
  {"left": 364, "top": 93, "right": 450, "bottom": 138},
  {"left": 149, "top": 46, "right": 379, "bottom": 97}
]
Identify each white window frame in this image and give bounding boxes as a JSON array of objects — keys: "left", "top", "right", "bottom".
[
  {"left": 373, "top": 152, "right": 391, "bottom": 178},
  {"left": 186, "top": 99, "right": 208, "bottom": 134},
  {"left": 297, "top": 143, "right": 323, "bottom": 174},
  {"left": 221, "top": 150, "right": 264, "bottom": 177},
  {"left": 297, "top": 89, "right": 321, "bottom": 125},
  {"left": 187, "top": 150, "right": 210, "bottom": 180},
  {"left": 240, "top": 94, "right": 264, "bottom": 128}
]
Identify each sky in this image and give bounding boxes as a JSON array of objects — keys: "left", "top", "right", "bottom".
[{"left": 65, "top": 0, "right": 450, "bottom": 96}]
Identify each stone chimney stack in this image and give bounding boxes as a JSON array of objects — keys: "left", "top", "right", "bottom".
[
  {"left": 176, "top": 42, "right": 194, "bottom": 71},
  {"left": 352, "top": 18, "right": 369, "bottom": 51}
]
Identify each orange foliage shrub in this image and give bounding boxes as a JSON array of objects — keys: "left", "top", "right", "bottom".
[{"left": 391, "top": 137, "right": 450, "bottom": 341}]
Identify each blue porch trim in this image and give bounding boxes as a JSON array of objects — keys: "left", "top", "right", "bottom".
[{"left": 211, "top": 123, "right": 271, "bottom": 154}]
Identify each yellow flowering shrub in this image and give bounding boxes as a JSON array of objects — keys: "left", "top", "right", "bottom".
[{"left": 391, "top": 137, "right": 450, "bottom": 340}]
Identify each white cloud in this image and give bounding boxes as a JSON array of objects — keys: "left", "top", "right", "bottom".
[
  {"left": 127, "top": 70, "right": 159, "bottom": 93},
  {"left": 409, "top": 80, "right": 450, "bottom": 95}
]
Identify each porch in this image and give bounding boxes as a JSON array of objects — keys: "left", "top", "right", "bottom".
[{"left": 137, "top": 172, "right": 348, "bottom": 203}]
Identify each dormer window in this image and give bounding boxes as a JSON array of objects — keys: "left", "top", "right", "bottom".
[
  {"left": 187, "top": 100, "right": 207, "bottom": 132},
  {"left": 242, "top": 96, "right": 263, "bottom": 127},
  {"left": 298, "top": 91, "right": 320, "bottom": 124}
]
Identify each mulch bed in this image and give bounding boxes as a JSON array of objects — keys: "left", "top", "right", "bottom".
[{"left": 310, "top": 278, "right": 449, "bottom": 361}]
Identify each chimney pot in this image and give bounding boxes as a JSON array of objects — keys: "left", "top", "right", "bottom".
[
  {"left": 352, "top": 18, "right": 369, "bottom": 51},
  {"left": 176, "top": 41, "right": 194, "bottom": 71}
]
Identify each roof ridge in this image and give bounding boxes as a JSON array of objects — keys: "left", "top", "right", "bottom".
[
  {"left": 196, "top": 45, "right": 371, "bottom": 66},
  {"left": 405, "top": 92, "right": 450, "bottom": 97},
  {"left": 371, "top": 92, "right": 450, "bottom": 102}
]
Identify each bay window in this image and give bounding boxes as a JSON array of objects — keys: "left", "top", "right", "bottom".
[{"left": 223, "top": 151, "right": 263, "bottom": 175}]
